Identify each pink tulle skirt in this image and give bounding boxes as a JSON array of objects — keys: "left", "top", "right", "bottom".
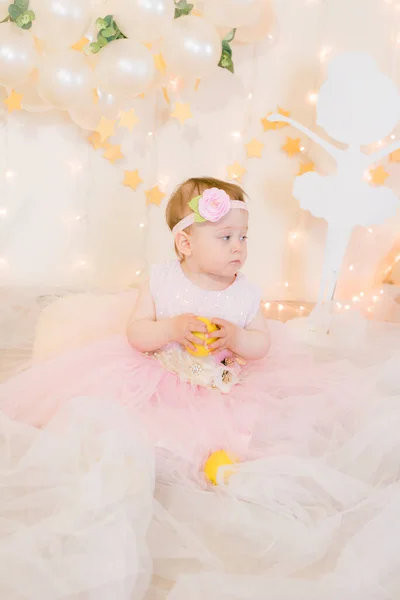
[{"left": 0, "top": 321, "right": 376, "bottom": 479}]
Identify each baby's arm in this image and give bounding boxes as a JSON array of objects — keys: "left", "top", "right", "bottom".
[
  {"left": 127, "top": 280, "right": 206, "bottom": 353},
  {"left": 210, "top": 310, "right": 270, "bottom": 361}
]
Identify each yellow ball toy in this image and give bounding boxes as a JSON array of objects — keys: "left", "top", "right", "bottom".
[
  {"left": 187, "top": 316, "right": 219, "bottom": 358},
  {"left": 204, "top": 450, "right": 236, "bottom": 485}
]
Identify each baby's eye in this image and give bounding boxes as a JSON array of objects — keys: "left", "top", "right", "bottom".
[
  {"left": 222, "top": 235, "right": 231, "bottom": 241},
  {"left": 240, "top": 235, "right": 248, "bottom": 241}
]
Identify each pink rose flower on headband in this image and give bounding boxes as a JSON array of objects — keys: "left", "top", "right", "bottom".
[{"left": 198, "top": 188, "right": 231, "bottom": 223}]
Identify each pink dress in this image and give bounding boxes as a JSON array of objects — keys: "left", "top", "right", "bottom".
[
  {"left": 0, "top": 260, "right": 349, "bottom": 468},
  {"left": 1, "top": 260, "right": 400, "bottom": 600}
]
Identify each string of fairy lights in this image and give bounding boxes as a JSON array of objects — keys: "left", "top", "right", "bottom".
[{"left": 0, "top": 0, "right": 399, "bottom": 321}]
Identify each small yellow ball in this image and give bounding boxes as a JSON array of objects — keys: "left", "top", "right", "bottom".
[
  {"left": 204, "top": 450, "right": 235, "bottom": 485},
  {"left": 187, "top": 316, "right": 219, "bottom": 357}
]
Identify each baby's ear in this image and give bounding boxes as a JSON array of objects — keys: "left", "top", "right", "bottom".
[{"left": 175, "top": 231, "right": 192, "bottom": 257}]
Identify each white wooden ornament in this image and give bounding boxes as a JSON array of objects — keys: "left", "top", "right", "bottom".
[{"left": 268, "top": 52, "right": 400, "bottom": 315}]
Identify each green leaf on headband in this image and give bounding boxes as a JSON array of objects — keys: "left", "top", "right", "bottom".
[
  {"left": 188, "top": 195, "right": 200, "bottom": 213},
  {"left": 194, "top": 213, "right": 206, "bottom": 223}
]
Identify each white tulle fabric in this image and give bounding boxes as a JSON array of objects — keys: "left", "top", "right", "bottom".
[{"left": 0, "top": 287, "right": 400, "bottom": 599}]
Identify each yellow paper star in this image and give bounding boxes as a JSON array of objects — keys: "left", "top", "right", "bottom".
[
  {"left": 88, "top": 131, "right": 110, "bottom": 151},
  {"left": 138, "top": 93, "right": 145, "bottom": 99},
  {"left": 33, "top": 36, "right": 45, "bottom": 55},
  {"left": 145, "top": 186, "right": 165, "bottom": 206},
  {"left": 71, "top": 37, "right": 89, "bottom": 52},
  {"left": 261, "top": 107, "right": 290, "bottom": 131},
  {"left": 369, "top": 165, "right": 389, "bottom": 185},
  {"left": 275, "top": 107, "right": 290, "bottom": 129},
  {"left": 389, "top": 148, "right": 400, "bottom": 163},
  {"left": 153, "top": 53, "right": 167, "bottom": 74},
  {"left": 123, "top": 170, "right": 143, "bottom": 191},
  {"left": 227, "top": 161, "right": 246, "bottom": 182},
  {"left": 297, "top": 161, "right": 315, "bottom": 176},
  {"left": 261, "top": 112, "right": 276, "bottom": 131},
  {"left": 245, "top": 138, "right": 264, "bottom": 158},
  {"left": 92, "top": 88, "right": 99, "bottom": 104},
  {"left": 118, "top": 109, "right": 139, "bottom": 132},
  {"left": 282, "top": 137, "right": 301, "bottom": 157},
  {"left": 194, "top": 78, "right": 201, "bottom": 91},
  {"left": 103, "top": 144, "right": 124, "bottom": 164},
  {"left": 162, "top": 86, "right": 170, "bottom": 105},
  {"left": 144, "top": 42, "right": 153, "bottom": 50},
  {"left": 171, "top": 102, "right": 192, "bottom": 125},
  {"left": 95, "top": 117, "right": 116, "bottom": 142},
  {"left": 4, "top": 90, "right": 23, "bottom": 113}
]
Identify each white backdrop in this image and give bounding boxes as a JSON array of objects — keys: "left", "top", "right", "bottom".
[{"left": 0, "top": 0, "right": 400, "bottom": 302}]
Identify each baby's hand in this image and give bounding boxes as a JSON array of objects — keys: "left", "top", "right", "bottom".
[
  {"left": 208, "top": 318, "right": 238, "bottom": 353},
  {"left": 170, "top": 314, "right": 207, "bottom": 352}
]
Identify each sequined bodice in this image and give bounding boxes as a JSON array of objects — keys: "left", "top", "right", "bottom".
[{"left": 149, "top": 260, "right": 261, "bottom": 328}]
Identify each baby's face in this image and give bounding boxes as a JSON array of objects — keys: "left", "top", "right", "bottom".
[{"left": 189, "top": 207, "right": 248, "bottom": 278}]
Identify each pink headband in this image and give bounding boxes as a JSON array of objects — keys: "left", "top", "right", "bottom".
[{"left": 172, "top": 187, "right": 248, "bottom": 235}]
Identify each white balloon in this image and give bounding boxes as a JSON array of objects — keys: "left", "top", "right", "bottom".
[
  {"left": 203, "top": 0, "right": 264, "bottom": 29},
  {"left": 0, "top": 0, "right": 9, "bottom": 20},
  {"left": 0, "top": 23, "right": 36, "bottom": 88},
  {"left": 69, "top": 87, "right": 125, "bottom": 130},
  {"left": 163, "top": 16, "right": 221, "bottom": 79},
  {"left": 37, "top": 51, "right": 94, "bottom": 110},
  {"left": 111, "top": 0, "right": 174, "bottom": 42},
  {"left": 95, "top": 39, "right": 155, "bottom": 98},
  {"left": 31, "top": 0, "right": 92, "bottom": 50},
  {"left": 14, "top": 70, "right": 53, "bottom": 112},
  {"left": 235, "top": 1, "right": 276, "bottom": 44}
]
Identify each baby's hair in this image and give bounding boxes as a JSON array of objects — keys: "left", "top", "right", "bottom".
[{"left": 166, "top": 177, "right": 246, "bottom": 258}]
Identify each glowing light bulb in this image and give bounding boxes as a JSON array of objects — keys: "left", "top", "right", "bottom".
[
  {"left": 396, "top": 254, "right": 400, "bottom": 262},
  {"left": 69, "top": 161, "right": 82, "bottom": 172},
  {"left": 360, "top": 292, "right": 364, "bottom": 298},
  {"left": 349, "top": 264, "right": 354, "bottom": 271},
  {"left": 352, "top": 296, "right": 360, "bottom": 303},
  {"left": 319, "top": 46, "right": 332, "bottom": 62},
  {"left": 336, "top": 302, "right": 342, "bottom": 308},
  {"left": 0, "top": 208, "right": 7, "bottom": 218},
  {"left": 231, "top": 131, "right": 241, "bottom": 140},
  {"left": 148, "top": 131, "right": 153, "bottom": 137},
  {"left": 74, "top": 259, "right": 88, "bottom": 269},
  {"left": 300, "top": 305, "right": 305, "bottom": 311},
  {"left": 380, "top": 289, "right": 384, "bottom": 295},
  {"left": 136, "top": 270, "right": 141, "bottom": 276},
  {"left": 284, "top": 281, "right": 289, "bottom": 288},
  {"left": 368, "top": 228, "right": 373, "bottom": 233},
  {"left": 391, "top": 134, "right": 396, "bottom": 139},
  {"left": 344, "top": 305, "right": 350, "bottom": 310},
  {"left": 247, "top": 93, "right": 253, "bottom": 99},
  {"left": 307, "top": 92, "right": 318, "bottom": 104},
  {"left": 264, "top": 302, "right": 271, "bottom": 310},
  {"left": 4, "top": 169, "right": 15, "bottom": 179},
  {"left": 300, "top": 146, "right": 305, "bottom": 152},
  {"left": 278, "top": 304, "right": 284, "bottom": 311},
  {"left": 139, "top": 223, "right": 145, "bottom": 228},
  {"left": 367, "top": 306, "right": 373, "bottom": 313},
  {"left": 372, "top": 295, "right": 379, "bottom": 303}
]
